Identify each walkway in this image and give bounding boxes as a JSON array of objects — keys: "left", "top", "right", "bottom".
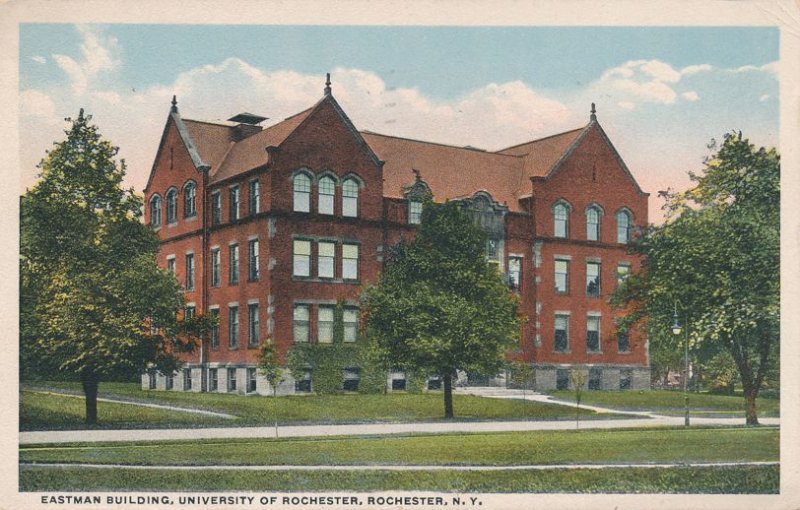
[{"left": 19, "top": 415, "right": 779, "bottom": 445}]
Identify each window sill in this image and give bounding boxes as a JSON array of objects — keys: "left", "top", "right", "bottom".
[
  {"left": 167, "top": 222, "right": 178, "bottom": 228},
  {"left": 553, "top": 350, "right": 571, "bottom": 354},
  {"left": 184, "top": 215, "right": 198, "bottom": 222},
  {"left": 587, "top": 351, "right": 603, "bottom": 355},
  {"left": 247, "top": 344, "right": 260, "bottom": 350}
]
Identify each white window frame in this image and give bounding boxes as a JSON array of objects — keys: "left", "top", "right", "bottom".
[
  {"left": 342, "top": 178, "right": 359, "bottom": 217},
  {"left": 318, "top": 306, "right": 335, "bottom": 344},
  {"left": 293, "top": 239, "right": 311, "bottom": 277},
  {"left": 318, "top": 176, "right": 335, "bottom": 215},
  {"left": 293, "top": 173, "right": 311, "bottom": 213},
  {"left": 342, "top": 243, "right": 359, "bottom": 280},
  {"left": 318, "top": 241, "right": 335, "bottom": 279}
]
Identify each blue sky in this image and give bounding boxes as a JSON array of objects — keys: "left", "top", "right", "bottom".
[{"left": 19, "top": 24, "right": 779, "bottom": 221}]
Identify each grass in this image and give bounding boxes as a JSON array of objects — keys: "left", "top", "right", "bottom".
[
  {"left": 19, "top": 465, "right": 779, "bottom": 493},
  {"left": 21, "top": 382, "right": 607, "bottom": 430},
  {"left": 549, "top": 390, "right": 780, "bottom": 417},
  {"left": 20, "top": 391, "right": 229, "bottom": 431},
  {"left": 20, "top": 427, "right": 778, "bottom": 466}
]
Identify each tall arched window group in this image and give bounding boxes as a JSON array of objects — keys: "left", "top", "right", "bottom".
[
  {"left": 552, "top": 199, "right": 632, "bottom": 244},
  {"left": 292, "top": 169, "right": 361, "bottom": 217},
  {"left": 149, "top": 179, "right": 197, "bottom": 228}
]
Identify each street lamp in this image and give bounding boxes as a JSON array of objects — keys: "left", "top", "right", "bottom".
[{"left": 671, "top": 302, "right": 690, "bottom": 427}]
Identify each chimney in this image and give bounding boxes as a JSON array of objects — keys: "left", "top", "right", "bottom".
[{"left": 228, "top": 112, "right": 268, "bottom": 141}]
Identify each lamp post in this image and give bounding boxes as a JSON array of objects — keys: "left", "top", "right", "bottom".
[{"left": 671, "top": 302, "right": 690, "bottom": 427}]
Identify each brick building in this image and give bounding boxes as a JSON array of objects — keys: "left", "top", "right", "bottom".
[{"left": 142, "top": 76, "right": 650, "bottom": 394}]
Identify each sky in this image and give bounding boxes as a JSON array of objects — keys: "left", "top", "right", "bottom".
[{"left": 18, "top": 24, "right": 779, "bottom": 222}]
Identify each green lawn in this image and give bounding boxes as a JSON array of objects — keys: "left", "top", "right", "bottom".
[
  {"left": 21, "top": 382, "right": 605, "bottom": 430},
  {"left": 19, "top": 465, "right": 778, "bottom": 493},
  {"left": 20, "top": 427, "right": 778, "bottom": 466},
  {"left": 549, "top": 390, "right": 780, "bottom": 417}
]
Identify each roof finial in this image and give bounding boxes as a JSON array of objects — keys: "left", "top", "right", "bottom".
[
  {"left": 324, "top": 73, "right": 331, "bottom": 96},
  {"left": 590, "top": 102, "right": 597, "bottom": 122},
  {"left": 171, "top": 95, "right": 178, "bottom": 113},
  {"left": 412, "top": 168, "right": 421, "bottom": 181}
]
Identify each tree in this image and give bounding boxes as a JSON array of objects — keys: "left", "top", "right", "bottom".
[
  {"left": 569, "top": 369, "right": 587, "bottom": 430},
  {"left": 258, "top": 342, "right": 285, "bottom": 436},
  {"left": 508, "top": 361, "right": 534, "bottom": 400},
  {"left": 20, "top": 110, "right": 193, "bottom": 425},
  {"left": 363, "top": 201, "right": 521, "bottom": 418},
  {"left": 613, "top": 132, "right": 779, "bottom": 425}
]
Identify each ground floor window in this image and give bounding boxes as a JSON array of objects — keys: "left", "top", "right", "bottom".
[
  {"left": 183, "top": 369, "right": 192, "bottom": 391},
  {"left": 247, "top": 368, "right": 257, "bottom": 393},
  {"left": 619, "top": 369, "right": 633, "bottom": 390},
  {"left": 227, "top": 368, "right": 237, "bottom": 392},
  {"left": 210, "top": 368, "right": 218, "bottom": 391},
  {"left": 556, "top": 369, "right": 569, "bottom": 390},
  {"left": 295, "top": 369, "right": 312, "bottom": 393},
  {"left": 343, "top": 368, "right": 360, "bottom": 392},
  {"left": 392, "top": 378, "right": 406, "bottom": 391},
  {"left": 165, "top": 373, "right": 174, "bottom": 390},
  {"left": 148, "top": 371, "right": 156, "bottom": 390},
  {"left": 588, "top": 367, "right": 602, "bottom": 390},
  {"left": 427, "top": 376, "right": 442, "bottom": 390}
]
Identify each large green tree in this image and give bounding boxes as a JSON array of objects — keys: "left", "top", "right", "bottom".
[
  {"left": 363, "top": 201, "right": 521, "bottom": 418},
  {"left": 614, "top": 133, "right": 779, "bottom": 425},
  {"left": 20, "top": 110, "right": 194, "bottom": 425}
]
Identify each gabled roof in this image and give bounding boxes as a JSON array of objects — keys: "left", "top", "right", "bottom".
[{"left": 496, "top": 127, "right": 586, "bottom": 179}]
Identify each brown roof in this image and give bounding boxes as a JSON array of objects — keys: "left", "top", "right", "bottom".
[
  {"left": 182, "top": 120, "right": 235, "bottom": 171},
  {"left": 362, "top": 132, "right": 528, "bottom": 212},
  {"left": 496, "top": 127, "right": 586, "bottom": 178}
]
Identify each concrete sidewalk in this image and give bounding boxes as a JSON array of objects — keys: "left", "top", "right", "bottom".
[{"left": 19, "top": 415, "right": 779, "bottom": 445}]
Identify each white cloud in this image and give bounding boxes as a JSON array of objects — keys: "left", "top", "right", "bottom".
[
  {"left": 760, "top": 94, "right": 770, "bottom": 102},
  {"left": 680, "top": 64, "right": 713, "bottom": 76},
  {"left": 52, "top": 25, "right": 119, "bottom": 96},
  {"left": 19, "top": 90, "right": 56, "bottom": 118},
  {"left": 682, "top": 91, "right": 700, "bottom": 102},
  {"left": 31, "top": 55, "right": 46, "bottom": 65},
  {"left": 617, "top": 101, "right": 636, "bottom": 110}
]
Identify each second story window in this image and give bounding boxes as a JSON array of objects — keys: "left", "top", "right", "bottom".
[
  {"left": 318, "top": 306, "right": 334, "bottom": 344},
  {"left": 211, "top": 248, "right": 220, "bottom": 287},
  {"left": 166, "top": 256, "right": 176, "bottom": 275},
  {"left": 553, "top": 202, "right": 569, "bottom": 238},
  {"left": 586, "top": 261, "right": 601, "bottom": 297},
  {"left": 587, "top": 315, "right": 601, "bottom": 353},
  {"left": 211, "top": 192, "right": 222, "bottom": 226},
  {"left": 293, "top": 304, "right": 310, "bottom": 343},
  {"left": 228, "top": 305, "right": 239, "bottom": 348},
  {"left": 318, "top": 176, "right": 335, "bottom": 215},
  {"left": 508, "top": 256, "right": 522, "bottom": 289},
  {"left": 166, "top": 188, "right": 178, "bottom": 224},
  {"left": 149, "top": 195, "right": 162, "bottom": 228},
  {"left": 618, "top": 330, "right": 630, "bottom": 353},
  {"left": 293, "top": 240, "right": 311, "bottom": 277},
  {"left": 586, "top": 206, "right": 600, "bottom": 241},
  {"left": 318, "top": 241, "right": 335, "bottom": 279},
  {"left": 185, "top": 253, "right": 195, "bottom": 291},
  {"left": 342, "top": 178, "right": 359, "bottom": 217},
  {"left": 210, "top": 308, "right": 219, "bottom": 350},
  {"left": 408, "top": 201, "right": 422, "bottom": 225},
  {"left": 229, "top": 244, "right": 239, "bottom": 284},
  {"left": 555, "top": 259, "right": 569, "bottom": 294},
  {"left": 229, "top": 186, "right": 240, "bottom": 221},
  {"left": 554, "top": 314, "right": 569, "bottom": 352},
  {"left": 248, "top": 303, "right": 260, "bottom": 347},
  {"left": 616, "top": 210, "right": 632, "bottom": 244},
  {"left": 248, "top": 180, "right": 260, "bottom": 216},
  {"left": 248, "top": 239, "right": 259, "bottom": 282},
  {"left": 342, "top": 243, "right": 359, "bottom": 280},
  {"left": 183, "top": 181, "right": 197, "bottom": 218},
  {"left": 293, "top": 173, "right": 311, "bottom": 212},
  {"left": 343, "top": 308, "right": 358, "bottom": 343},
  {"left": 617, "top": 264, "right": 630, "bottom": 285}
]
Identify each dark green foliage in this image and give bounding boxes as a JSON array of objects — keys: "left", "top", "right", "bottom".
[
  {"left": 20, "top": 110, "right": 191, "bottom": 424},
  {"left": 613, "top": 133, "right": 779, "bottom": 425},
  {"left": 364, "top": 201, "right": 521, "bottom": 417}
]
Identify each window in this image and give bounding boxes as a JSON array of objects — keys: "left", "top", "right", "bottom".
[
  {"left": 248, "top": 180, "right": 260, "bottom": 216},
  {"left": 553, "top": 202, "right": 569, "bottom": 238},
  {"left": 620, "top": 369, "right": 633, "bottom": 390},
  {"left": 210, "top": 308, "right": 219, "bottom": 350},
  {"left": 184, "top": 305, "right": 195, "bottom": 320},
  {"left": 183, "top": 368, "right": 192, "bottom": 391},
  {"left": 617, "top": 264, "right": 630, "bottom": 285},
  {"left": 295, "top": 368, "right": 312, "bottom": 393},
  {"left": 166, "top": 257, "right": 176, "bottom": 275},
  {"left": 293, "top": 305, "right": 310, "bottom": 343},
  {"left": 618, "top": 331, "right": 630, "bottom": 353},
  {"left": 344, "top": 308, "right": 358, "bottom": 343},
  {"left": 293, "top": 173, "right": 311, "bottom": 212},
  {"left": 185, "top": 253, "right": 195, "bottom": 291},
  {"left": 149, "top": 195, "right": 162, "bottom": 227},
  {"left": 293, "top": 240, "right": 311, "bottom": 277},
  {"left": 209, "top": 368, "right": 218, "bottom": 391},
  {"left": 166, "top": 188, "right": 178, "bottom": 224},
  {"left": 318, "top": 306, "right": 334, "bottom": 343},
  {"left": 247, "top": 367, "right": 257, "bottom": 393},
  {"left": 343, "top": 368, "right": 360, "bottom": 392},
  {"left": 554, "top": 314, "right": 569, "bottom": 352},
  {"left": 317, "top": 241, "right": 335, "bottom": 278},
  {"left": 555, "top": 259, "right": 569, "bottom": 294},
  {"left": 508, "top": 257, "right": 522, "bottom": 290},
  {"left": 183, "top": 181, "right": 197, "bottom": 218},
  {"left": 318, "top": 176, "right": 335, "bottom": 215},
  {"left": 408, "top": 201, "right": 422, "bottom": 225},
  {"left": 342, "top": 178, "right": 359, "bottom": 217},
  {"left": 212, "top": 192, "right": 222, "bottom": 226},
  {"left": 227, "top": 368, "right": 237, "bottom": 392},
  {"left": 586, "top": 261, "right": 600, "bottom": 297},
  {"left": 229, "top": 244, "right": 239, "bottom": 284},
  {"left": 165, "top": 372, "right": 174, "bottom": 390},
  {"left": 486, "top": 239, "right": 498, "bottom": 260},
  {"left": 586, "top": 206, "right": 600, "bottom": 241},
  {"left": 587, "top": 316, "right": 601, "bottom": 353},
  {"left": 228, "top": 305, "right": 239, "bottom": 349},
  {"left": 556, "top": 369, "right": 569, "bottom": 390},
  {"left": 211, "top": 248, "right": 221, "bottom": 287},
  {"left": 148, "top": 371, "right": 156, "bottom": 390},
  {"left": 589, "top": 367, "right": 602, "bottom": 390},
  {"left": 248, "top": 239, "right": 259, "bottom": 281},
  {"left": 248, "top": 303, "right": 260, "bottom": 347},
  {"left": 617, "top": 210, "right": 631, "bottom": 244},
  {"left": 229, "top": 186, "right": 240, "bottom": 221},
  {"left": 342, "top": 244, "right": 359, "bottom": 280}
]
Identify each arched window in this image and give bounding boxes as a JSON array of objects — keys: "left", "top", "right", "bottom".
[
  {"left": 616, "top": 210, "right": 632, "bottom": 244},
  {"left": 342, "top": 178, "right": 359, "bottom": 217},
  {"left": 586, "top": 205, "right": 601, "bottom": 241},
  {"left": 149, "top": 195, "right": 162, "bottom": 228},
  {"left": 318, "top": 175, "right": 335, "bottom": 215},
  {"left": 553, "top": 202, "right": 569, "bottom": 238},
  {"left": 293, "top": 172, "right": 311, "bottom": 212},
  {"left": 183, "top": 181, "right": 197, "bottom": 218},
  {"left": 408, "top": 200, "right": 423, "bottom": 224},
  {"left": 166, "top": 188, "right": 178, "bottom": 224}
]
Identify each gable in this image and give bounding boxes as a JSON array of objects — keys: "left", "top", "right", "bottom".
[{"left": 144, "top": 112, "right": 209, "bottom": 193}]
